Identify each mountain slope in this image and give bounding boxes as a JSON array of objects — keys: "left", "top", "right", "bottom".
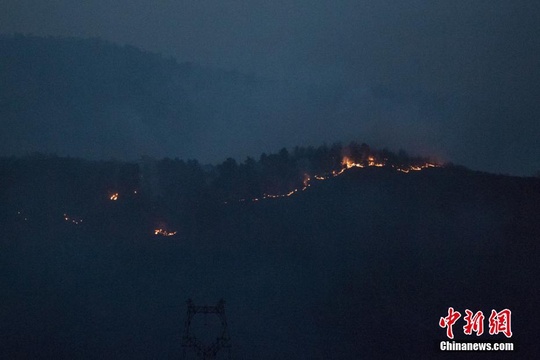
[
  {"left": 0, "top": 155, "right": 539, "bottom": 359},
  {"left": 0, "top": 35, "right": 302, "bottom": 161}
]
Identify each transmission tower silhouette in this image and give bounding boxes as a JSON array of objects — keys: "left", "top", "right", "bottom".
[{"left": 182, "top": 298, "right": 231, "bottom": 360}]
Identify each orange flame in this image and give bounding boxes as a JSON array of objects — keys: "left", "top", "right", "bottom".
[
  {"left": 154, "top": 229, "right": 177, "bottom": 237},
  {"left": 342, "top": 156, "right": 365, "bottom": 169},
  {"left": 110, "top": 193, "right": 119, "bottom": 201},
  {"left": 230, "top": 155, "right": 441, "bottom": 204}
]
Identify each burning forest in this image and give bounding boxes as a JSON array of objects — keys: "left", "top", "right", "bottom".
[
  {"left": 228, "top": 145, "right": 440, "bottom": 203},
  {"left": 0, "top": 142, "right": 442, "bottom": 239},
  {"left": 1, "top": 142, "right": 539, "bottom": 360}
]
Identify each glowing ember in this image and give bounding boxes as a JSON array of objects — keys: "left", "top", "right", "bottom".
[
  {"left": 303, "top": 174, "right": 311, "bottom": 188},
  {"left": 395, "top": 163, "right": 438, "bottom": 173},
  {"left": 63, "top": 213, "right": 83, "bottom": 225},
  {"left": 110, "top": 193, "right": 119, "bottom": 201},
  {"left": 154, "top": 229, "right": 177, "bottom": 237},
  {"left": 231, "top": 155, "right": 441, "bottom": 203},
  {"left": 16, "top": 210, "right": 28, "bottom": 221}
]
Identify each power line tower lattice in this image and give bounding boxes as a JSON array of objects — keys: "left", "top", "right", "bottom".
[{"left": 182, "top": 298, "right": 232, "bottom": 360}]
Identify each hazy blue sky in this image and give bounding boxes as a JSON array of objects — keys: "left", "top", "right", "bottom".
[{"left": 1, "top": 0, "right": 539, "bottom": 175}]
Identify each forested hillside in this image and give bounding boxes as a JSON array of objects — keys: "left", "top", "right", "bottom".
[{"left": 1, "top": 144, "right": 539, "bottom": 358}]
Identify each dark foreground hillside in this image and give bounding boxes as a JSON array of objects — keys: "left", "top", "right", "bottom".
[{"left": 1, "top": 159, "right": 539, "bottom": 359}]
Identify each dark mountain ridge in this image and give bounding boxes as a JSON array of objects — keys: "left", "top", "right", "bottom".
[{"left": 0, "top": 34, "right": 308, "bottom": 162}]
